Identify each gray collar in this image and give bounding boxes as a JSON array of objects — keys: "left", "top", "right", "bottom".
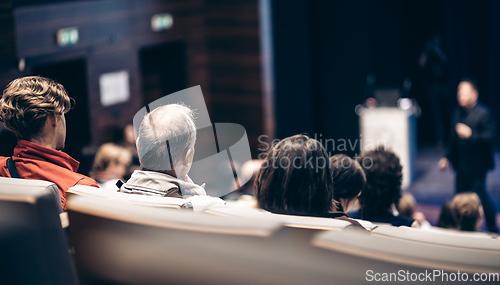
[{"left": 122, "top": 170, "right": 206, "bottom": 197}]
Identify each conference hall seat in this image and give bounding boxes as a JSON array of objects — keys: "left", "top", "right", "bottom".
[
  {"left": 0, "top": 177, "right": 78, "bottom": 285},
  {"left": 371, "top": 225, "right": 500, "bottom": 250},
  {"left": 205, "top": 203, "right": 376, "bottom": 231},
  {"left": 313, "top": 229, "right": 500, "bottom": 274},
  {"left": 0, "top": 176, "right": 63, "bottom": 213},
  {"left": 67, "top": 196, "right": 480, "bottom": 285},
  {"left": 67, "top": 195, "right": 283, "bottom": 284},
  {"left": 421, "top": 225, "right": 500, "bottom": 239},
  {"left": 66, "top": 194, "right": 445, "bottom": 285}
]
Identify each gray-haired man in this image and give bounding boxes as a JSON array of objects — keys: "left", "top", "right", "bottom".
[{"left": 119, "top": 104, "right": 206, "bottom": 198}]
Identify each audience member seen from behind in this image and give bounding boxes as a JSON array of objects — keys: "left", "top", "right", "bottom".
[
  {"left": 119, "top": 104, "right": 207, "bottom": 198},
  {"left": 255, "top": 134, "right": 365, "bottom": 229},
  {"left": 436, "top": 200, "right": 456, "bottom": 229},
  {"left": 114, "top": 124, "right": 140, "bottom": 178},
  {"left": 351, "top": 148, "right": 418, "bottom": 227},
  {"left": 91, "top": 143, "right": 132, "bottom": 190},
  {"left": 330, "top": 154, "right": 365, "bottom": 214},
  {"left": 397, "top": 193, "right": 431, "bottom": 228},
  {"left": 0, "top": 76, "right": 98, "bottom": 210},
  {"left": 450, "top": 192, "right": 484, "bottom": 232}
]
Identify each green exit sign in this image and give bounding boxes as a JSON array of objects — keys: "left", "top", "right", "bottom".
[
  {"left": 57, "top": 27, "right": 79, "bottom": 47},
  {"left": 151, "top": 13, "right": 173, "bottom": 32}
]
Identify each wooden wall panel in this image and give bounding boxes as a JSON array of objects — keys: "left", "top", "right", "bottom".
[
  {"left": 1, "top": 0, "right": 266, "bottom": 160},
  {"left": 129, "top": 0, "right": 204, "bottom": 46},
  {"left": 85, "top": 44, "right": 143, "bottom": 145},
  {"left": 205, "top": 0, "right": 264, "bottom": 156},
  {"left": 0, "top": 1, "right": 15, "bottom": 63},
  {"left": 14, "top": 0, "right": 132, "bottom": 58}
]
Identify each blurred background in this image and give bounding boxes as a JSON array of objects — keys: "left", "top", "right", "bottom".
[{"left": 0, "top": 0, "right": 499, "bottom": 223}]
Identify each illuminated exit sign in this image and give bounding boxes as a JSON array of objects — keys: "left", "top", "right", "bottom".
[
  {"left": 57, "top": 27, "right": 79, "bottom": 47},
  {"left": 151, "top": 13, "right": 173, "bottom": 32}
]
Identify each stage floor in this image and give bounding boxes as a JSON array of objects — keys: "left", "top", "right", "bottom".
[{"left": 408, "top": 147, "right": 500, "bottom": 228}]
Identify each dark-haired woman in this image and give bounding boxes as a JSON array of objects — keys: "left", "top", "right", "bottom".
[
  {"left": 255, "top": 134, "right": 365, "bottom": 230},
  {"left": 330, "top": 154, "right": 365, "bottom": 215}
]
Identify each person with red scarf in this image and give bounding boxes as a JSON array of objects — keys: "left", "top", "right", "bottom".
[{"left": 0, "top": 76, "right": 98, "bottom": 210}]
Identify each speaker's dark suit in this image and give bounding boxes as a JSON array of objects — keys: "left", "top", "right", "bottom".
[{"left": 445, "top": 102, "right": 498, "bottom": 233}]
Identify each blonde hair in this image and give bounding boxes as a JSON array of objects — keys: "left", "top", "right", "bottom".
[
  {"left": 92, "top": 143, "right": 132, "bottom": 174},
  {"left": 0, "top": 76, "right": 71, "bottom": 139},
  {"left": 450, "top": 192, "right": 482, "bottom": 231},
  {"left": 397, "top": 193, "right": 416, "bottom": 217}
]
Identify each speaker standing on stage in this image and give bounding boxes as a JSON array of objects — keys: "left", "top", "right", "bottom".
[{"left": 438, "top": 79, "right": 498, "bottom": 233}]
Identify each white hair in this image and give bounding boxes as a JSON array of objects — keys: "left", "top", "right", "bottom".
[{"left": 137, "top": 104, "right": 196, "bottom": 171}]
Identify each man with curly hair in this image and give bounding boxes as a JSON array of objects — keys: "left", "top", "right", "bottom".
[
  {"left": 350, "top": 148, "right": 418, "bottom": 227},
  {"left": 0, "top": 76, "right": 98, "bottom": 210}
]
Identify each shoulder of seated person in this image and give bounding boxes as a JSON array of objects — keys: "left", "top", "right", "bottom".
[
  {"left": 164, "top": 187, "right": 183, "bottom": 198},
  {"left": 76, "top": 176, "right": 100, "bottom": 187}
]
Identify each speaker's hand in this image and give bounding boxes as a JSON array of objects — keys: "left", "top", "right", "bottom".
[
  {"left": 438, "top": 157, "right": 449, "bottom": 171},
  {"left": 456, "top": 123, "right": 472, "bottom": 139}
]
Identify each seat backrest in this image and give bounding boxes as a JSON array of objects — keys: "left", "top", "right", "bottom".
[
  {"left": 68, "top": 194, "right": 281, "bottom": 236},
  {"left": 67, "top": 195, "right": 291, "bottom": 284},
  {"left": 67, "top": 195, "right": 456, "bottom": 285},
  {"left": 0, "top": 176, "right": 62, "bottom": 213},
  {"left": 206, "top": 204, "right": 352, "bottom": 230},
  {"left": 67, "top": 185, "right": 188, "bottom": 209},
  {"left": 0, "top": 179, "right": 78, "bottom": 285},
  {"left": 372, "top": 225, "right": 500, "bottom": 250},
  {"left": 421, "top": 225, "right": 500, "bottom": 239},
  {"left": 313, "top": 229, "right": 500, "bottom": 273}
]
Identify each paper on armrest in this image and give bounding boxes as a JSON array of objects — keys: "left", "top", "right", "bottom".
[
  {"left": 353, "top": 219, "right": 377, "bottom": 231},
  {"left": 185, "top": 195, "right": 225, "bottom": 212}
]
